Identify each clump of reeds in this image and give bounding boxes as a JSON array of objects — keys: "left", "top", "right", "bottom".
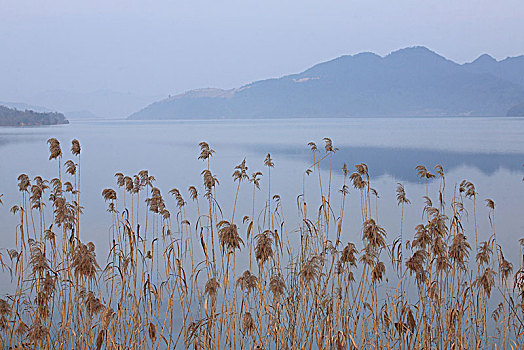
[{"left": 0, "top": 137, "right": 522, "bottom": 349}]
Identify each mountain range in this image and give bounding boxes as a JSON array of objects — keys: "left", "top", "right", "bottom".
[{"left": 129, "top": 47, "right": 524, "bottom": 119}]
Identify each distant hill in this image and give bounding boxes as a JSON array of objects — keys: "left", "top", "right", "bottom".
[
  {"left": 508, "top": 102, "right": 524, "bottom": 116},
  {"left": 129, "top": 47, "right": 524, "bottom": 119},
  {"left": 0, "top": 101, "right": 53, "bottom": 113},
  {"left": 463, "top": 54, "right": 524, "bottom": 87},
  {"left": 0, "top": 105, "right": 68, "bottom": 126}
]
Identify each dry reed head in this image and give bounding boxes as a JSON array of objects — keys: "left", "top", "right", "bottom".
[
  {"left": 359, "top": 244, "right": 378, "bottom": 267},
  {"left": 169, "top": 188, "right": 186, "bottom": 208},
  {"left": 201, "top": 170, "right": 219, "bottom": 197},
  {"left": 434, "top": 164, "right": 444, "bottom": 178},
  {"left": 138, "top": 170, "right": 149, "bottom": 184},
  {"left": 264, "top": 153, "right": 274, "bottom": 168},
  {"left": 42, "top": 272, "right": 56, "bottom": 295},
  {"left": 339, "top": 183, "right": 349, "bottom": 196},
  {"left": 355, "top": 163, "right": 368, "bottom": 176},
  {"left": 71, "top": 242, "right": 99, "bottom": 280},
  {"left": 188, "top": 186, "right": 198, "bottom": 201},
  {"left": 435, "top": 254, "right": 449, "bottom": 272},
  {"left": 28, "top": 185, "right": 40, "bottom": 201},
  {"left": 124, "top": 176, "right": 133, "bottom": 192},
  {"left": 85, "top": 291, "right": 104, "bottom": 317},
  {"left": 362, "top": 219, "right": 386, "bottom": 250},
  {"left": 233, "top": 158, "right": 249, "bottom": 182},
  {"left": 218, "top": 221, "right": 243, "bottom": 253},
  {"left": 413, "top": 224, "right": 431, "bottom": 250},
  {"left": 475, "top": 268, "right": 496, "bottom": 297},
  {"left": 71, "top": 139, "right": 81, "bottom": 156},
  {"left": 33, "top": 175, "right": 47, "bottom": 188},
  {"left": 323, "top": 137, "right": 338, "bottom": 153},
  {"left": 65, "top": 160, "right": 76, "bottom": 176},
  {"left": 255, "top": 230, "right": 273, "bottom": 265},
  {"left": 249, "top": 171, "right": 263, "bottom": 189},
  {"left": 476, "top": 241, "right": 492, "bottom": 265},
  {"left": 427, "top": 209, "right": 448, "bottom": 238},
  {"left": 198, "top": 141, "right": 215, "bottom": 160},
  {"left": 115, "top": 172, "right": 124, "bottom": 187},
  {"left": 205, "top": 278, "right": 220, "bottom": 301},
  {"left": 102, "top": 188, "right": 117, "bottom": 201},
  {"left": 350, "top": 172, "right": 366, "bottom": 190},
  {"left": 47, "top": 138, "right": 62, "bottom": 160},
  {"left": 133, "top": 174, "right": 141, "bottom": 192},
  {"left": 460, "top": 180, "right": 476, "bottom": 198},
  {"left": 335, "top": 260, "right": 344, "bottom": 275},
  {"left": 485, "top": 198, "right": 495, "bottom": 210},
  {"left": 449, "top": 233, "right": 471, "bottom": 268},
  {"left": 371, "top": 261, "right": 386, "bottom": 283},
  {"left": 269, "top": 273, "right": 285, "bottom": 298},
  {"left": 29, "top": 244, "right": 48, "bottom": 275},
  {"left": 53, "top": 196, "right": 76, "bottom": 228},
  {"left": 396, "top": 183, "right": 410, "bottom": 205},
  {"left": 106, "top": 202, "right": 116, "bottom": 213},
  {"left": 10, "top": 205, "right": 19, "bottom": 216},
  {"left": 18, "top": 173, "right": 30, "bottom": 192},
  {"left": 0, "top": 299, "right": 11, "bottom": 316},
  {"left": 300, "top": 255, "right": 322, "bottom": 285},
  {"left": 342, "top": 163, "right": 349, "bottom": 177},
  {"left": 406, "top": 249, "right": 427, "bottom": 277},
  {"left": 431, "top": 236, "right": 447, "bottom": 257},
  {"left": 237, "top": 270, "right": 258, "bottom": 294},
  {"left": 340, "top": 242, "right": 358, "bottom": 267},
  {"left": 416, "top": 165, "right": 435, "bottom": 180},
  {"left": 64, "top": 181, "right": 73, "bottom": 192},
  {"left": 500, "top": 254, "right": 513, "bottom": 281}
]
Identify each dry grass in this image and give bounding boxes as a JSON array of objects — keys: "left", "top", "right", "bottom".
[{"left": 0, "top": 137, "right": 523, "bottom": 349}]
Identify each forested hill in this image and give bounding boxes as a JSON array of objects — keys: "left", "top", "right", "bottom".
[
  {"left": 129, "top": 46, "right": 524, "bottom": 119},
  {"left": 0, "top": 105, "right": 69, "bottom": 126}
]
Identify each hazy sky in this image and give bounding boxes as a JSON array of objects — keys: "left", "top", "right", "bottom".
[{"left": 1, "top": 0, "right": 523, "bottom": 100}]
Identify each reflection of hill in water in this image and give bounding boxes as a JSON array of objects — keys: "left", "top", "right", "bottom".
[{"left": 259, "top": 145, "right": 524, "bottom": 183}]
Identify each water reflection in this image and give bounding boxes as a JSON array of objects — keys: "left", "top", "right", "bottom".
[{"left": 258, "top": 144, "right": 524, "bottom": 182}]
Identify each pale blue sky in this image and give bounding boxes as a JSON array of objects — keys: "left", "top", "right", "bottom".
[{"left": 1, "top": 0, "right": 523, "bottom": 100}]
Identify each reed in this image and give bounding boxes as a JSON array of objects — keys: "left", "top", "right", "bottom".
[{"left": 0, "top": 137, "right": 523, "bottom": 349}]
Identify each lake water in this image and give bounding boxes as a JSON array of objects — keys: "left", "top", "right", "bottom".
[{"left": 0, "top": 117, "right": 523, "bottom": 266}]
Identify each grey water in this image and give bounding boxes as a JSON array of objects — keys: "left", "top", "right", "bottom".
[{"left": 0, "top": 117, "right": 523, "bottom": 268}]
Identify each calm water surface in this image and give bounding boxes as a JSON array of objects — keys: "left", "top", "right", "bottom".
[{"left": 0, "top": 117, "right": 523, "bottom": 264}]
